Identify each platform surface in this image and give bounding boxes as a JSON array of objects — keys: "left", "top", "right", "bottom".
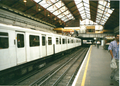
[{"left": 72, "top": 45, "right": 119, "bottom": 86}]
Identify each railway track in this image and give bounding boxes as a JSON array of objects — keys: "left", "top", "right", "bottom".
[
  {"left": 30, "top": 48, "right": 88, "bottom": 86},
  {"left": 9, "top": 47, "right": 88, "bottom": 86}
]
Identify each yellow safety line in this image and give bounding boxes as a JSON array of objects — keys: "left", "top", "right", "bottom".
[{"left": 81, "top": 45, "right": 92, "bottom": 86}]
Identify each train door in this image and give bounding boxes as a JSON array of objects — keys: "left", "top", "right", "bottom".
[
  {"left": 41, "top": 35, "right": 47, "bottom": 57},
  {"left": 47, "top": 36, "right": 53, "bottom": 55},
  {"left": 59, "top": 37, "right": 62, "bottom": 52},
  {"left": 16, "top": 32, "right": 26, "bottom": 64}
]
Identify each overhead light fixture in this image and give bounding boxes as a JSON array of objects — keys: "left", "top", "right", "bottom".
[
  {"left": 38, "top": 6, "right": 41, "bottom": 11},
  {"left": 54, "top": 17, "right": 56, "bottom": 20},
  {"left": 23, "top": 0, "right": 27, "bottom": 3},
  {"left": 59, "top": 20, "right": 61, "bottom": 23},
  {"left": 60, "top": 23, "right": 62, "bottom": 25},
  {"left": 48, "top": 13, "right": 50, "bottom": 17}
]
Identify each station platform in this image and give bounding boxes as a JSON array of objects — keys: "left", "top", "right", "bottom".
[{"left": 72, "top": 45, "right": 119, "bottom": 86}]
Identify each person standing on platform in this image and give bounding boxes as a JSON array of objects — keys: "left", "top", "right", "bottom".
[
  {"left": 108, "top": 34, "right": 119, "bottom": 82},
  {"left": 97, "top": 41, "right": 100, "bottom": 48}
]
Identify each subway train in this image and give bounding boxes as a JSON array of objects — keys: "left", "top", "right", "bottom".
[{"left": 0, "top": 23, "right": 81, "bottom": 71}]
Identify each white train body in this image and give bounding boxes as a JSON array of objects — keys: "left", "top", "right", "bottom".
[{"left": 0, "top": 23, "right": 81, "bottom": 71}]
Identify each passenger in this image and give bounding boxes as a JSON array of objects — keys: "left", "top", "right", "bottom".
[
  {"left": 18, "top": 39, "right": 21, "bottom": 47},
  {"left": 108, "top": 34, "right": 119, "bottom": 82},
  {"left": 33, "top": 38, "right": 36, "bottom": 46},
  {"left": 97, "top": 41, "right": 100, "bottom": 48}
]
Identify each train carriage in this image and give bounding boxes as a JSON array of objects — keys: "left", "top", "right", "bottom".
[
  {"left": 54, "top": 35, "right": 62, "bottom": 54},
  {"left": 0, "top": 23, "right": 81, "bottom": 71}
]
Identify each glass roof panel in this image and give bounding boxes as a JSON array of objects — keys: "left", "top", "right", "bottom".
[
  {"left": 103, "top": 15, "right": 108, "bottom": 19},
  {"left": 55, "top": 1, "right": 64, "bottom": 8},
  {"left": 64, "top": 19, "right": 69, "bottom": 22},
  {"left": 86, "top": 11, "right": 90, "bottom": 14},
  {"left": 82, "top": 16, "right": 86, "bottom": 18},
  {"left": 97, "top": 13, "right": 102, "bottom": 17},
  {"left": 47, "top": 4, "right": 58, "bottom": 12},
  {"left": 85, "top": 7, "right": 89, "bottom": 10},
  {"left": 53, "top": 10, "right": 60, "bottom": 15},
  {"left": 87, "top": 14, "right": 90, "bottom": 17},
  {"left": 80, "top": 11, "right": 85, "bottom": 14},
  {"left": 58, "top": 14, "right": 64, "bottom": 18},
  {"left": 105, "top": 13, "right": 110, "bottom": 17},
  {"left": 105, "top": 8, "right": 113, "bottom": 14},
  {"left": 106, "top": 2, "right": 110, "bottom": 8},
  {"left": 61, "top": 17, "right": 66, "bottom": 20},
  {"left": 62, "top": 17, "right": 69, "bottom": 22},
  {"left": 100, "top": 22, "right": 105, "bottom": 25},
  {"left": 34, "top": 0, "right": 41, "bottom": 3},
  {"left": 70, "top": 16, "right": 74, "bottom": 19},
  {"left": 99, "top": 0, "right": 107, "bottom": 6},
  {"left": 77, "top": 3, "right": 83, "bottom": 8},
  {"left": 67, "top": 14, "right": 72, "bottom": 18},
  {"left": 98, "top": 5, "right": 105, "bottom": 10},
  {"left": 74, "top": 0, "right": 82, "bottom": 4},
  {"left": 97, "top": 16, "right": 102, "bottom": 19},
  {"left": 80, "top": 19, "right": 97, "bottom": 26},
  {"left": 74, "top": 0, "right": 90, "bottom": 20},
  {"left": 59, "top": 6, "right": 66, "bottom": 12},
  {"left": 90, "top": 21, "right": 93, "bottom": 24},
  {"left": 78, "top": 7, "right": 84, "bottom": 11},
  {"left": 39, "top": 0, "right": 50, "bottom": 8},
  {"left": 83, "top": 3, "right": 89, "bottom": 8},
  {"left": 98, "top": 9, "right": 104, "bottom": 14},
  {"left": 81, "top": 13, "right": 86, "bottom": 16},
  {"left": 102, "top": 17, "right": 107, "bottom": 21},
  {"left": 96, "top": 0, "right": 114, "bottom": 25},
  {"left": 64, "top": 10, "right": 70, "bottom": 15},
  {"left": 34, "top": 0, "right": 74, "bottom": 23}
]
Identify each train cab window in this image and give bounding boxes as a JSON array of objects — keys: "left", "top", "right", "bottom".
[
  {"left": 56, "top": 38, "right": 59, "bottom": 44},
  {"left": 48, "top": 37, "right": 52, "bottom": 45},
  {"left": 30, "top": 35, "right": 40, "bottom": 47},
  {"left": 17, "top": 34, "right": 24, "bottom": 48},
  {"left": 0, "top": 32, "right": 9, "bottom": 49},
  {"left": 42, "top": 36, "right": 46, "bottom": 46}
]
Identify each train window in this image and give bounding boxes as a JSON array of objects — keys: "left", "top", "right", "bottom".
[
  {"left": 48, "top": 37, "right": 52, "bottom": 45},
  {"left": 29, "top": 35, "right": 40, "bottom": 47},
  {"left": 56, "top": 38, "right": 59, "bottom": 44},
  {"left": 79, "top": 40, "right": 81, "bottom": 43},
  {"left": 59, "top": 38, "right": 61, "bottom": 44},
  {"left": 42, "top": 36, "right": 46, "bottom": 46},
  {"left": 71, "top": 39, "right": 73, "bottom": 43},
  {"left": 17, "top": 34, "right": 24, "bottom": 48},
  {"left": 62, "top": 38, "right": 65, "bottom": 44},
  {"left": 0, "top": 32, "right": 9, "bottom": 49},
  {"left": 68, "top": 39, "right": 70, "bottom": 43},
  {"left": 76, "top": 40, "right": 78, "bottom": 43},
  {"left": 74, "top": 40, "right": 75, "bottom": 43},
  {"left": 66, "top": 38, "right": 67, "bottom": 44}
]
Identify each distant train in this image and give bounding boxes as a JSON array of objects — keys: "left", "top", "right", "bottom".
[{"left": 0, "top": 23, "right": 81, "bottom": 71}]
